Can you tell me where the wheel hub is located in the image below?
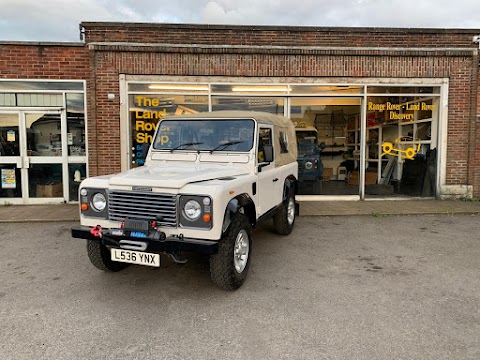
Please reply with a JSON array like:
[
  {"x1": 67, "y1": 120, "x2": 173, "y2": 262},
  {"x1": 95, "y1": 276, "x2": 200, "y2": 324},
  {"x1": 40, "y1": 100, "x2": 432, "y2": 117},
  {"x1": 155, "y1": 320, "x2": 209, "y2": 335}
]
[
  {"x1": 287, "y1": 198, "x2": 295, "y2": 225},
  {"x1": 234, "y1": 229, "x2": 249, "y2": 273}
]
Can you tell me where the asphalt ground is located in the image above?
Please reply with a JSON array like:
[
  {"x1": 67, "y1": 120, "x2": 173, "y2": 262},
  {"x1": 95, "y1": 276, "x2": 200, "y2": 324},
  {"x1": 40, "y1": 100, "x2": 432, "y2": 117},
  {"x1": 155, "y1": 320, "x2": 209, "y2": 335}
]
[{"x1": 1, "y1": 215, "x2": 480, "y2": 360}]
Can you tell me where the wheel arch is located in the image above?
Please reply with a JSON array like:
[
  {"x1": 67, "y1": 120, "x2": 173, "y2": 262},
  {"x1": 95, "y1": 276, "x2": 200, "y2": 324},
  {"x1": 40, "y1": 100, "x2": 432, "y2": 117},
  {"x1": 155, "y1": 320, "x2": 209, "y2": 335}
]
[
  {"x1": 283, "y1": 175, "x2": 298, "y2": 202},
  {"x1": 222, "y1": 193, "x2": 257, "y2": 234}
]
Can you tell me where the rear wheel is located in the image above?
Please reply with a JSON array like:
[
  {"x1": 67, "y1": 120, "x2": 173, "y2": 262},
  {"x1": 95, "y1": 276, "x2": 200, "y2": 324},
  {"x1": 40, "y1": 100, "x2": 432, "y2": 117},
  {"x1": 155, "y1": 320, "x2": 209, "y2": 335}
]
[
  {"x1": 210, "y1": 213, "x2": 252, "y2": 290},
  {"x1": 273, "y1": 192, "x2": 296, "y2": 235},
  {"x1": 86, "y1": 240, "x2": 129, "y2": 272}
]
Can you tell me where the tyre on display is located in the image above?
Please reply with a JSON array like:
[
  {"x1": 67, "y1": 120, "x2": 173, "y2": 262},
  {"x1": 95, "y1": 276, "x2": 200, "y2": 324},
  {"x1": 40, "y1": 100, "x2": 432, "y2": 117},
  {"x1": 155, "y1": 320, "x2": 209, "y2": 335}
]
[
  {"x1": 210, "y1": 213, "x2": 252, "y2": 290},
  {"x1": 273, "y1": 191, "x2": 296, "y2": 235},
  {"x1": 86, "y1": 240, "x2": 129, "y2": 272}
]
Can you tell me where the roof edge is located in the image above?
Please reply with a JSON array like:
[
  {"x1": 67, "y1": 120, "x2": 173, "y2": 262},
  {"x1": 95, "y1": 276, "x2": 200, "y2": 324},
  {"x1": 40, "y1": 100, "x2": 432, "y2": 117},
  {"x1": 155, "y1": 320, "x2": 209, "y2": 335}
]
[
  {"x1": 0, "y1": 41, "x2": 84, "y2": 47},
  {"x1": 80, "y1": 21, "x2": 480, "y2": 34}
]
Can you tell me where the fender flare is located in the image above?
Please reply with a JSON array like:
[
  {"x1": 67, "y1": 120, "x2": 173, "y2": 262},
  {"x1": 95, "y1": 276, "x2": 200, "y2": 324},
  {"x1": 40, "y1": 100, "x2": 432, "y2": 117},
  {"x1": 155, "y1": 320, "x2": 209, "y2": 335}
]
[
  {"x1": 283, "y1": 175, "x2": 298, "y2": 202},
  {"x1": 222, "y1": 193, "x2": 256, "y2": 233}
]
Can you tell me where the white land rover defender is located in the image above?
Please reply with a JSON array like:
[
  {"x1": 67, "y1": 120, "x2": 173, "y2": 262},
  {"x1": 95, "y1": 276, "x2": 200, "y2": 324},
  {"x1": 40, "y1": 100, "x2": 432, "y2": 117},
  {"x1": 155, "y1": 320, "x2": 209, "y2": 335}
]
[{"x1": 71, "y1": 111, "x2": 298, "y2": 290}]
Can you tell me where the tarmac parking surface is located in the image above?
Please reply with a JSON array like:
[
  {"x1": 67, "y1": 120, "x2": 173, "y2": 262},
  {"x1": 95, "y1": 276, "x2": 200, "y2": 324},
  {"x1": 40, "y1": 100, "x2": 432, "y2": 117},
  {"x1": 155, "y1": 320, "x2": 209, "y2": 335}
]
[{"x1": 1, "y1": 214, "x2": 480, "y2": 360}]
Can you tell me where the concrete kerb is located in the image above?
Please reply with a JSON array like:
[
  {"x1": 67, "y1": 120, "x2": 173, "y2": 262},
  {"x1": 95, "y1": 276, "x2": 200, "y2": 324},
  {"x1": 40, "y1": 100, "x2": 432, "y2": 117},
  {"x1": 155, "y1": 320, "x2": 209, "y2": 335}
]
[{"x1": 1, "y1": 200, "x2": 480, "y2": 223}]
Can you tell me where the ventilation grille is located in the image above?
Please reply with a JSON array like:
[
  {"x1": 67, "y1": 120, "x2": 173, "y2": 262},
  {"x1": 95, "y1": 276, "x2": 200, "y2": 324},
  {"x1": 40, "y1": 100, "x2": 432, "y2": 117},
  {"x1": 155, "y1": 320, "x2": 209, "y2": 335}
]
[{"x1": 108, "y1": 191, "x2": 177, "y2": 227}]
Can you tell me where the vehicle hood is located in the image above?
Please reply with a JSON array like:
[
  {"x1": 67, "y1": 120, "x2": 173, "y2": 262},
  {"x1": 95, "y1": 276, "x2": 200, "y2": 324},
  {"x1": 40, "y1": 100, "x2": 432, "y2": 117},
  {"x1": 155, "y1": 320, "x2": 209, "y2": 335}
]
[{"x1": 108, "y1": 163, "x2": 248, "y2": 189}]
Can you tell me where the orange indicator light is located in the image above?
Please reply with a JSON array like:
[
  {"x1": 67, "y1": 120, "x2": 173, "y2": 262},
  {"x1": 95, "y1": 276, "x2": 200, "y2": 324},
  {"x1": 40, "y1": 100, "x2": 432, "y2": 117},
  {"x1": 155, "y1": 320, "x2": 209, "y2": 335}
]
[
  {"x1": 81, "y1": 203, "x2": 88, "y2": 211},
  {"x1": 203, "y1": 214, "x2": 211, "y2": 222}
]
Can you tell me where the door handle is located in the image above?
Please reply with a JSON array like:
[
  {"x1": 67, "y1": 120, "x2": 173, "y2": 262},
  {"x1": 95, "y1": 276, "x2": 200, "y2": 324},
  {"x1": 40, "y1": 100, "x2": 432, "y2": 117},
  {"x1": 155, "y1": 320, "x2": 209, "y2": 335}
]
[{"x1": 273, "y1": 178, "x2": 279, "y2": 182}]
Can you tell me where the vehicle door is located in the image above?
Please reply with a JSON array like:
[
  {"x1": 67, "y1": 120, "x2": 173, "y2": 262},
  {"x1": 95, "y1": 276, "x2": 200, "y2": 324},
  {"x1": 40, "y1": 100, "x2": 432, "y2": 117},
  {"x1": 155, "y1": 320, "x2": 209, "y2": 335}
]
[{"x1": 256, "y1": 125, "x2": 281, "y2": 216}]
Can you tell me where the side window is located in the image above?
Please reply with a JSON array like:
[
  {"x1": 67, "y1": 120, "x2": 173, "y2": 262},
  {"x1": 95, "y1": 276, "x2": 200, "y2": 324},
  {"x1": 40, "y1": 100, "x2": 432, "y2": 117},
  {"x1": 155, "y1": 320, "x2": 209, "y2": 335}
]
[
  {"x1": 257, "y1": 128, "x2": 272, "y2": 163},
  {"x1": 279, "y1": 131, "x2": 288, "y2": 153}
]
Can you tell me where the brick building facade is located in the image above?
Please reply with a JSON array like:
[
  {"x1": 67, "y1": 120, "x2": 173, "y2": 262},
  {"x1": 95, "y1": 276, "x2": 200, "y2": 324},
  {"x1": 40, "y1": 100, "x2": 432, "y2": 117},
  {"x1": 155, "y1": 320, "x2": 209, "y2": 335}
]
[{"x1": 0, "y1": 23, "x2": 479, "y2": 203}]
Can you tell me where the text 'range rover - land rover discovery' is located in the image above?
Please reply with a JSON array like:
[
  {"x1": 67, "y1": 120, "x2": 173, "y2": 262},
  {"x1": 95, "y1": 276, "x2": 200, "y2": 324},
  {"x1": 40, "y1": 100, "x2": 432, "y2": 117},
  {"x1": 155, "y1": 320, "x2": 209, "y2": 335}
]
[{"x1": 72, "y1": 111, "x2": 299, "y2": 290}]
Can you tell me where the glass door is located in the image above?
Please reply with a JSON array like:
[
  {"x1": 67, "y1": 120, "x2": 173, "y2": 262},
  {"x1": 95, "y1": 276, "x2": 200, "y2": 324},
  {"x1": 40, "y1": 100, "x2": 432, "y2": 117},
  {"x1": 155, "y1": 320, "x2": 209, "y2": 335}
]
[
  {"x1": 0, "y1": 112, "x2": 23, "y2": 202},
  {"x1": 0, "y1": 110, "x2": 65, "y2": 204},
  {"x1": 23, "y1": 111, "x2": 64, "y2": 202}
]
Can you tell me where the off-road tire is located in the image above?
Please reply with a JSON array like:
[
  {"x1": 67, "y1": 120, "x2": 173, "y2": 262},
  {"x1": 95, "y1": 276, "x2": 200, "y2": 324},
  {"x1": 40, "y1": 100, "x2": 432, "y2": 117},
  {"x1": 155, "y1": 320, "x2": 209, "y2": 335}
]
[
  {"x1": 273, "y1": 192, "x2": 296, "y2": 235},
  {"x1": 210, "y1": 213, "x2": 252, "y2": 290},
  {"x1": 86, "y1": 240, "x2": 129, "y2": 272}
]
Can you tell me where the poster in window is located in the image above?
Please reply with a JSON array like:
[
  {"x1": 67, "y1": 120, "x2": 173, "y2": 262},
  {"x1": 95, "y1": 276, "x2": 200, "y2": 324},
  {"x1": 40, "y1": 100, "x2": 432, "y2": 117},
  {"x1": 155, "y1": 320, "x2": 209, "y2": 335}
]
[
  {"x1": 7, "y1": 130, "x2": 15, "y2": 142},
  {"x1": 1, "y1": 169, "x2": 16, "y2": 189}
]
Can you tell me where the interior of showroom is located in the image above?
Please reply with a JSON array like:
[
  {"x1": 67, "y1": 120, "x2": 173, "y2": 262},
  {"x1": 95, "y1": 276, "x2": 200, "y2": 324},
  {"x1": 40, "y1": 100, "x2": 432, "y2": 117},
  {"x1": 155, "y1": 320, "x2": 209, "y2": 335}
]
[{"x1": 125, "y1": 81, "x2": 442, "y2": 199}]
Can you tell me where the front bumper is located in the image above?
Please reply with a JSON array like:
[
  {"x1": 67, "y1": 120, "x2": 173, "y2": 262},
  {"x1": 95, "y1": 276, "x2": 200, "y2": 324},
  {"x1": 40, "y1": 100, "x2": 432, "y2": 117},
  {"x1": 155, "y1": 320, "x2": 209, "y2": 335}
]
[{"x1": 71, "y1": 225, "x2": 218, "y2": 255}]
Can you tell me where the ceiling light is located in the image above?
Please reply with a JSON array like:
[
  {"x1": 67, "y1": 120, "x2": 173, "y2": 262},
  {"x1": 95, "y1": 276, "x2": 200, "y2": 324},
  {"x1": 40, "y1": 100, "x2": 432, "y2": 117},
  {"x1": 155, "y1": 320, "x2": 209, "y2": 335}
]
[
  {"x1": 148, "y1": 84, "x2": 209, "y2": 91},
  {"x1": 231, "y1": 86, "x2": 288, "y2": 92}
]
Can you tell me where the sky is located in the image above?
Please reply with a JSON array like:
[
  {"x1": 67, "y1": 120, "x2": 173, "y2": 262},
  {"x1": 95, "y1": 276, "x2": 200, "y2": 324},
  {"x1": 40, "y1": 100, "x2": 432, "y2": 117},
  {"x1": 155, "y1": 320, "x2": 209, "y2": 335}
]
[{"x1": 1, "y1": 0, "x2": 479, "y2": 42}]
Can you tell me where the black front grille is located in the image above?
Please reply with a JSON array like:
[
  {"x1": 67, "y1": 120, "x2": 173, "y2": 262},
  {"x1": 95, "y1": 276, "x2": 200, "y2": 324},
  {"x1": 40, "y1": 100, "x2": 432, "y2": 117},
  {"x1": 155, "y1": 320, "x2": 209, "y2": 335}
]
[{"x1": 108, "y1": 190, "x2": 177, "y2": 227}]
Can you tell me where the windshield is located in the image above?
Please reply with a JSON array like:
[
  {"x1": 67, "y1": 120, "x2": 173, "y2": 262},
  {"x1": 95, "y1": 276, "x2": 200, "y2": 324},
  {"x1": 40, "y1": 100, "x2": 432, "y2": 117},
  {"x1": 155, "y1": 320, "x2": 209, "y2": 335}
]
[
  {"x1": 153, "y1": 119, "x2": 255, "y2": 152},
  {"x1": 296, "y1": 131, "x2": 319, "y2": 156}
]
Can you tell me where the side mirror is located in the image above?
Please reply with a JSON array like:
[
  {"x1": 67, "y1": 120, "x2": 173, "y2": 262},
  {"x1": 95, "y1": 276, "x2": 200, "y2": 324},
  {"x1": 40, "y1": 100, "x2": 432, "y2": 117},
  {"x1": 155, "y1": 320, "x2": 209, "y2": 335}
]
[
  {"x1": 319, "y1": 142, "x2": 326, "y2": 150},
  {"x1": 263, "y1": 145, "x2": 274, "y2": 163}
]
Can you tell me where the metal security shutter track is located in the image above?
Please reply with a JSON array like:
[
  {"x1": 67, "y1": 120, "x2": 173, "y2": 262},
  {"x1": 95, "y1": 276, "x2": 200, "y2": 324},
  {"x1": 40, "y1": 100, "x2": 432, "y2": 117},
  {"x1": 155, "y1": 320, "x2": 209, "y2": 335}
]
[{"x1": 108, "y1": 191, "x2": 177, "y2": 227}]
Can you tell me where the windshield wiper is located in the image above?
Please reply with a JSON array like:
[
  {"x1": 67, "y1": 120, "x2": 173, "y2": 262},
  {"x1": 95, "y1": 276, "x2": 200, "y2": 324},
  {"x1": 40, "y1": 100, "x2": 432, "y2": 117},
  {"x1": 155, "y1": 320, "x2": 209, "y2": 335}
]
[
  {"x1": 209, "y1": 141, "x2": 244, "y2": 154},
  {"x1": 169, "y1": 142, "x2": 203, "y2": 152}
]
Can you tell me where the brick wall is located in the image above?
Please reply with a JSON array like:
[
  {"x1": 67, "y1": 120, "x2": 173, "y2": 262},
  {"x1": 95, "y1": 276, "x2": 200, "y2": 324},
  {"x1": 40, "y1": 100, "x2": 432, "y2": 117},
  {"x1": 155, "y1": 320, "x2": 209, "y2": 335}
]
[
  {"x1": 87, "y1": 39, "x2": 479, "y2": 197},
  {"x1": 475, "y1": 60, "x2": 480, "y2": 196},
  {"x1": 82, "y1": 22, "x2": 479, "y2": 48},
  {"x1": 0, "y1": 43, "x2": 88, "y2": 79}
]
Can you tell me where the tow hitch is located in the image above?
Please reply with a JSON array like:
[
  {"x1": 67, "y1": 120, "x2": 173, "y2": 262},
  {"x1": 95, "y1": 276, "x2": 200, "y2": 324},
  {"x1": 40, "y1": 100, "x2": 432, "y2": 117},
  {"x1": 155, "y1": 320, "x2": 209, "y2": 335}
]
[{"x1": 90, "y1": 225, "x2": 102, "y2": 238}]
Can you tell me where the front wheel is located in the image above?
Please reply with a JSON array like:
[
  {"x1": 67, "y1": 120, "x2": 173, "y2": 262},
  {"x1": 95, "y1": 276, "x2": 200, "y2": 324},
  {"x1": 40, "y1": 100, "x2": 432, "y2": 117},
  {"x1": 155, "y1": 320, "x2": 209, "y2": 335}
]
[
  {"x1": 273, "y1": 192, "x2": 296, "y2": 235},
  {"x1": 86, "y1": 240, "x2": 129, "y2": 272},
  {"x1": 210, "y1": 213, "x2": 252, "y2": 290}
]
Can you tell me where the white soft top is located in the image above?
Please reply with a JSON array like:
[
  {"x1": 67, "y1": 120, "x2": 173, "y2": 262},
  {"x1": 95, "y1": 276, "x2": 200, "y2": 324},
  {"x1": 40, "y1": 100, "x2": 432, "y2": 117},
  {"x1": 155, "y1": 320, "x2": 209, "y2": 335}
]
[{"x1": 161, "y1": 111, "x2": 297, "y2": 166}]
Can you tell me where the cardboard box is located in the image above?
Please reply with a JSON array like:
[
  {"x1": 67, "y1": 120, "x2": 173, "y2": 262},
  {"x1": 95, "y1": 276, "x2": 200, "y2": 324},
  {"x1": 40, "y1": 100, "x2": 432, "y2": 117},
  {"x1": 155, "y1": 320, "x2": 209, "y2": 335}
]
[
  {"x1": 323, "y1": 167, "x2": 333, "y2": 181},
  {"x1": 348, "y1": 171, "x2": 377, "y2": 185},
  {"x1": 36, "y1": 182, "x2": 63, "y2": 197}
]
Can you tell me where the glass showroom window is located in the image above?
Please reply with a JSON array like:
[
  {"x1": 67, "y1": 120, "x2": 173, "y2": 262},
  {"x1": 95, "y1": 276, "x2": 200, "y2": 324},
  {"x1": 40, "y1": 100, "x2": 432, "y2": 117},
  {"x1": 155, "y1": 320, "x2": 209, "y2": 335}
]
[
  {"x1": 0, "y1": 80, "x2": 86, "y2": 203},
  {"x1": 290, "y1": 97, "x2": 362, "y2": 196},
  {"x1": 364, "y1": 91, "x2": 440, "y2": 198}
]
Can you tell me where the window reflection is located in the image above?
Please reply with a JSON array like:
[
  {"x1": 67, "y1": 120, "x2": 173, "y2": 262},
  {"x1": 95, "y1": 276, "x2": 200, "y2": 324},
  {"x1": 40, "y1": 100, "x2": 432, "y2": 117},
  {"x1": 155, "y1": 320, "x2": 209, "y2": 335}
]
[
  {"x1": 26, "y1": 114, "x2": 62, "y2": 156},
  {"x1": 67, "y1": 93, "x2": 86, "y2": 156},
  {"x1": 68, "y1": 164, "x2": 86, "y2": 201}
]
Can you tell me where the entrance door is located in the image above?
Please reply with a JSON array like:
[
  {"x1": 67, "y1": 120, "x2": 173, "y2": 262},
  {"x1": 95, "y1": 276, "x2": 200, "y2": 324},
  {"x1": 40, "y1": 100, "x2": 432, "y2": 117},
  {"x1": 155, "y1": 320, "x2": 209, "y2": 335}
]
[{"x1": 0, "y1": 111, "x2": 65, "y2": 204}]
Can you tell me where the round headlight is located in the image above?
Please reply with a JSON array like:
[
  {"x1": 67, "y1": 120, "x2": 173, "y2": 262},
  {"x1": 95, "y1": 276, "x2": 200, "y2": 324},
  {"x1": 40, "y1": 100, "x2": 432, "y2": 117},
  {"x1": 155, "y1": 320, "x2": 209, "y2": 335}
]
[
  {"x1": 91, "y1": 193, "x2": 106, "y2": 212},
  {"x1": 305, "y1": 161, "x2": 313, "y2": 170},
  {"x1": 184, "y1": 200, "x2": 202, "y2": 220},
  {"x1": 80, "y1": 188, "x2": 88, "y2": 196}
]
